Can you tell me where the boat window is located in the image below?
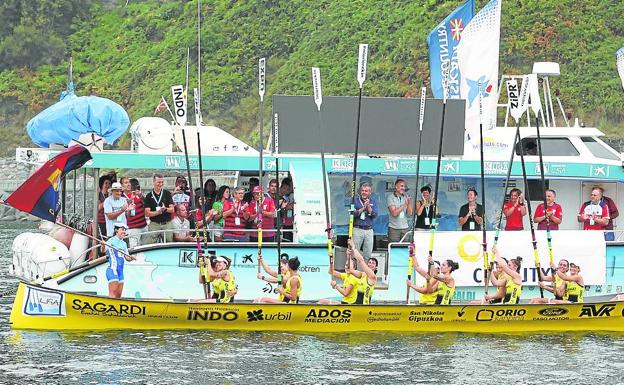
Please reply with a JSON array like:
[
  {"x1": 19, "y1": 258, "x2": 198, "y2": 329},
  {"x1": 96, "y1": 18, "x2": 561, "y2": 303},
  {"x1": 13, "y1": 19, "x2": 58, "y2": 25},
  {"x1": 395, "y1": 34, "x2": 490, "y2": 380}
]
[
  {"x1": 581, "y1": 137, "x2": 620, "y2": 161},
  {"x1": 515, "y1": 137, "x2": 579, "y2": 156}
]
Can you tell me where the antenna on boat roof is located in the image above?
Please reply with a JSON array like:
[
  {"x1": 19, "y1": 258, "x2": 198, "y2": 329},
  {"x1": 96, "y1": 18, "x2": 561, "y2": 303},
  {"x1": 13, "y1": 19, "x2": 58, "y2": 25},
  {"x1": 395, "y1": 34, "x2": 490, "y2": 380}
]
[{"x1": 196, "y1": 0, "x2": 203, "y2": 126}]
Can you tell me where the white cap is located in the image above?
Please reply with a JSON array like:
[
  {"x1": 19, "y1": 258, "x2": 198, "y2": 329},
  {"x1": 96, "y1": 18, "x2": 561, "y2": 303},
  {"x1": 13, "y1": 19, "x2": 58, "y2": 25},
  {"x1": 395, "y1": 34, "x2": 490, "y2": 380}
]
[
  {"x1": 214, "y1": 256, "x2": 229, "y2": 266},
  {"x1": 111, "y1": 182, "x2": 123, "y2": 190},
  {"x1": 114, "y1": 223, "x2": 129, "y2": 230}
]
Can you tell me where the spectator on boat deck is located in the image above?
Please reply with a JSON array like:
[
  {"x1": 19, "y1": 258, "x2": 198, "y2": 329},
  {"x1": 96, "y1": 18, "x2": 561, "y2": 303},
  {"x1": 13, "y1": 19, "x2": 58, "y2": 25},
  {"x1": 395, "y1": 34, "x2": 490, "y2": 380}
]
[
  {"x1": 597, "y1": 187, "x2": 619, "y2": 241},
  {"x1": 245, "y1": 186, "x2": 276, "y2": 242},
  {"x1": 387, "y1": 178, "x2": 413, "y2": 242},
  {"x1": 534, "y1": 189, "x2": 563, "y2": 230},
  {"x1": 243, "y1": 177, "x2": 260, "y2": 203},
  {"x1": 353, "y1": 182, "x2": 377, "y2": 259},
  {"x1": 210, "y1": 185, "x2": 230, "y2": 242},
  {"x1": 458, "y1": 188, "x2": 483, "y2": 231},
  {"x1": 172, "y1": 204, "x2": 196, "y2": 242},
  {"x1": 503, "y1": 188, "x2": 527, "y2": 231},
  {"x1": 104, "y1": 182, "x2": 134, "y2": 239},
  {"x1": 102, "y1": 224, "x2": 135, "y2": 298},
  {"x1": 415, "y1": 185, "x2": 437, "y2": 230},
  {"x1": 577, "y1": 188, "x2": 610, "y2": 233},
  {"x1": 203, "y1": 178, "x2": 218, "y2": 212},
  {"x1": 223, "y1": 186, "x2": 249, "y2": 241},
  {"x1": 144, "y1": 173, "x2": 175, "y2": 243},
  {"x1": 172, "y1": 175, "x2": 191, "y2": 220},
  {"x1": 97, "y1": 175, "x2": 112, "y2": 239},
  {"x1": 268, "y1": 179, "x2": 279, "y2": 203},
  {"x1": 279, "y1": 177, "x2": 295, "y2": 242},
  {"x1": 123, "y1": 177, "x2": 148, "y2": 248}
]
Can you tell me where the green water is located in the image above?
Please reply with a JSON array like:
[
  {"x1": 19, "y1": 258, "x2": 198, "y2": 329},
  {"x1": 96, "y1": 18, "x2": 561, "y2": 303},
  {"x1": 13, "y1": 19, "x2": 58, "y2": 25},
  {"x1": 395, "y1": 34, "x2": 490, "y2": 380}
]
[{"x1": 0, "y1": 222, "x2": 623, "y2": 384}]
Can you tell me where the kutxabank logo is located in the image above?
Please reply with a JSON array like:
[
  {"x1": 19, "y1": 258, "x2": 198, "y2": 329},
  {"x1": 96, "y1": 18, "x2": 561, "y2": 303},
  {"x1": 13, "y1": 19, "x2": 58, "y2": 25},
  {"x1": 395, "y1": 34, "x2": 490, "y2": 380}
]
[{"x1": 247, "y1": 309, "x2": 264, "y2": 322}]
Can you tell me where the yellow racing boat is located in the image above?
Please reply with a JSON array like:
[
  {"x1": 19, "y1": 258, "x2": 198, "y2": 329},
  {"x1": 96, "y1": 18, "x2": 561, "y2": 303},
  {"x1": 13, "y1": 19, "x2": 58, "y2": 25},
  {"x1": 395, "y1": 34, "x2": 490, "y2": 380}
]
[{"x1": 10, "y1": 282, "x2": 624, "y2": 333}]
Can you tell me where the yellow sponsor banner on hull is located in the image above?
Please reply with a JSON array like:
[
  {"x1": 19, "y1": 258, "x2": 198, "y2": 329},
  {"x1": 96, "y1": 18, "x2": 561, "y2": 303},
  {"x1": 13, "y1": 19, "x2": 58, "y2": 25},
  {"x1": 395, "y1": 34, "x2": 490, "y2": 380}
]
[{"x1": 10, "y1": 283, "x2": 624, "y2": 333}]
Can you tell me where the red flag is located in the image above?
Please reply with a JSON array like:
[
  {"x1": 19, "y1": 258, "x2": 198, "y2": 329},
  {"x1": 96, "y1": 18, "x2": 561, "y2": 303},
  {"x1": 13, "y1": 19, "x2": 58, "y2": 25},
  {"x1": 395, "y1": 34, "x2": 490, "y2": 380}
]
[{"x1": 154, "y1": 97, "x2": 168, "y2": 114}]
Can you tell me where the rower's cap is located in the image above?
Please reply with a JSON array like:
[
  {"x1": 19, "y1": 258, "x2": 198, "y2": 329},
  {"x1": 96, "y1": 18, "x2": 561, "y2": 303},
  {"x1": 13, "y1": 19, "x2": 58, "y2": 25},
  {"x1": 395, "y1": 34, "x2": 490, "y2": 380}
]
[
  {"x1": 215, "y1": 256, "x2": 229, "y2": 266},
  {"x1": 111, "y1": 182, "x2": 123, "y2": 190},
  {"x1": 114, "y1": 223, "x2": 129, "y2": 230},
  {"x1": 253, "y1": 186, "x2": 262, "y2": 193}
]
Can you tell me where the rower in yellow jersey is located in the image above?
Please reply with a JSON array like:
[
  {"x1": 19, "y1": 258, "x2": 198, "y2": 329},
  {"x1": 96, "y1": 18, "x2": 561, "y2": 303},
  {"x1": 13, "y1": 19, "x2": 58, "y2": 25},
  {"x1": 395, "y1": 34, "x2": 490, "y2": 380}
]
[
  {"x1": 319, "y1": 254, "x2": 360, "y2": 305},
  {"x1": 470, "y1": 258, "x2": 505, "y2": 304},
  {"x1": 413, "y1": 255, "x2": 458, "y2": 305},
  {"x1": 549, "y1": 262, "x2": 584, "y2": 303},
  {"x1": 490, "y1": 246, "x2": 522, "y2": 304},
  {"x1": 198, "y1": 256, "x2": 237, "y2": 303},
  {"x1": 255, "y1": 254, "x2": 302, "y2": 303},
  {"x1": 406, "y1": 260, "x2": 440, "y2": 304},
  {"x1": 530, "y1": 259, "x2": 569, "y2": 304},
  {"x1": 346, "y1": 239, "x2": 378, "y2": 304}
]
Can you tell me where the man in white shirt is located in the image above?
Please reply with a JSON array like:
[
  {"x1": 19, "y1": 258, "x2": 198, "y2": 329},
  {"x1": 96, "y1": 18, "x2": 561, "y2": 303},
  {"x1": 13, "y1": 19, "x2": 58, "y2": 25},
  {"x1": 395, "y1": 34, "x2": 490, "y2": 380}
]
[
  {"x1": 104, "y1": 182, "x2": 135, "y2": 238},
  {"x1": 386, "y1": 179, "x2": 413, "y2": 242},
  {"x1": 172, "y1": 204, "x2": 196, "y2": 242}
]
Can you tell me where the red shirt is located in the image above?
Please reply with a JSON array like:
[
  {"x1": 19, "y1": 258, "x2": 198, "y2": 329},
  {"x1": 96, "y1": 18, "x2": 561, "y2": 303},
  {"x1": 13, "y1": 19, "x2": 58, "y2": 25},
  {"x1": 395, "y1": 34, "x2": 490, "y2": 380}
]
[
  {"x1": 125, "y1": 192, "x2": 147, "y2": 229},
  {"x1": 504, "y1": 202, "x2": 525, "y2": 230},
  {"x1": 579, "y1": 201, "x2": 609, "y2": 230},
  {"x1": 223, "y1": 200, "x2": 247, "y2": 237},
  {"x1": 247, "y1": 196, "x2": 276, "y2": 236},
  {"x1": 534, "y1": 202, "x2": 562, "y2": 230}
]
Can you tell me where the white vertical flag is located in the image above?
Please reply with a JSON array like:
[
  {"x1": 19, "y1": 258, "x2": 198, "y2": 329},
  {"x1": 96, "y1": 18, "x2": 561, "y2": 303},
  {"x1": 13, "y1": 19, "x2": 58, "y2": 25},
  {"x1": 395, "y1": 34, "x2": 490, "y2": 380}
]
[
  {"x1": 457, "y1": 0, "x2": 502, "y2": 139},
  {"x1": 617, "y1": 47, "x2": 624, "y2": 91}
]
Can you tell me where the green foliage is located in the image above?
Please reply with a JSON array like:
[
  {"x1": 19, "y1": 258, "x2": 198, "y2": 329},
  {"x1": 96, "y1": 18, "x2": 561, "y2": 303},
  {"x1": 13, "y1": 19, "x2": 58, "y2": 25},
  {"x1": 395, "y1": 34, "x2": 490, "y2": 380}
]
[{"x1": 1, "y1": 0, "x2": 624, "y2": 156}]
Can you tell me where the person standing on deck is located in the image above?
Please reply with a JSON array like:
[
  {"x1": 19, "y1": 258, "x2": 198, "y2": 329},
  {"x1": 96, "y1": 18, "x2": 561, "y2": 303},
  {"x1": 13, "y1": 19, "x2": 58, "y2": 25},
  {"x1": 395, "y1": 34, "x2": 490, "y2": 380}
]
[
  {"x1": 577, "y1": 187, "x2": 610, "y2": 234},
  {"x1": 123, "y1": 177, "x2": 148, "y2": 248},
  {"x1": 104, "y1": 182, "x2": 134, "y2": 239},
  {"x1": 101, "y1": 224, "x2": 136, "y2": 298},
  {"x1": 353, "y1": 182, "x2": 377, "y2": 259},
  {"x1": 171, "y1": 176, "x2": 191, "y2": 220},
  {"x1": 143, "y1": 174, "x2": 174, "y2": 243},
  {"x1": 598, "y1": 187, "x2": 619, "y2": 241},
  {"x1": 97, "y1": 175, "x2": 112, "y2": 239},
  {"x1": 279, "y1": 177, "x2": 295, "y2": 242},
  {"x1": 172, "y1": 204, "x2": 196, "y2": 242},
  {"x1": 223, "y1": 187, "x2": 249, "y2": 241},
  {"x1": 387, "y1": 179, "x2": 413, "y2": 242},
  {"x1": 503, "y1": 188, "x2": 527, "y2": 231},
  {"x1": 458, "y1": 188, "x2": 483, "y2": 231},
  {"x1": 534, "y1": 189, "x2": 563, "y2": 230},
  {"x1": 245, "y1": 186, "x2": 276, "y2": 242},
  {"x1": 415, "y1": 185, "x2": 437, "y2": 230}
]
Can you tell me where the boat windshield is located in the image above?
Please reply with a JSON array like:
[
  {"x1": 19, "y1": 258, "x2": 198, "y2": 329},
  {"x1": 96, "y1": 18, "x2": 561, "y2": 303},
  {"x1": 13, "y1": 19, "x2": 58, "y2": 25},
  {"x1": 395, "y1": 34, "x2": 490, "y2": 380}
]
[
  {"x1": 516, "y1": 137, "x2": 579, "y2": 156},
  {"x1": 581, "y1": 137, "x2": 620, "y2": 161}
]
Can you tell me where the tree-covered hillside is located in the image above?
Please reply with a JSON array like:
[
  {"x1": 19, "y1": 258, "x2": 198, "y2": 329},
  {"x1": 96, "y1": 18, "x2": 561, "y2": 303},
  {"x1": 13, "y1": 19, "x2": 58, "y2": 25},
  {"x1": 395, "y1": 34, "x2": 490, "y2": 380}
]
[{"x1": 1, "y1": 0, "x2": 623, "y2": 156}]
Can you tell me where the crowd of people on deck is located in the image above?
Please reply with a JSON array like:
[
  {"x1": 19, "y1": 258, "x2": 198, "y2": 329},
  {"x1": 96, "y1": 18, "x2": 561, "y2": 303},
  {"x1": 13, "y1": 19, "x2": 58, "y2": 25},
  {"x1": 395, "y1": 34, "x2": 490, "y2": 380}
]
[
  {"x1": 96, "y1": 172, "x2": 296, "y2": 247},
  {"x1": 97, "y1": 172, "x2": 616, "y2": 303}
]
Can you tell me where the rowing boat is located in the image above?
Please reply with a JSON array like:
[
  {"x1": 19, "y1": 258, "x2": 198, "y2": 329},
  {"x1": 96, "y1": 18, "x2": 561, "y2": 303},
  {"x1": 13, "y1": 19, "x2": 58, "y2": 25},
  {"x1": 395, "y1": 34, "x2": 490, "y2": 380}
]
[{"x1": 10, "y1": 281, "x2": 624, "y2": 332}]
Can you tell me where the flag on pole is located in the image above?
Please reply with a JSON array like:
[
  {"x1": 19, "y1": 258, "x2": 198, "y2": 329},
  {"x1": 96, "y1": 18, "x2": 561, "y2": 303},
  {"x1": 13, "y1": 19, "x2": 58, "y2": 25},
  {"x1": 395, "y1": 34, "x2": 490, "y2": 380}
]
[
  {"x1": 4, "y1": 145, "x2": 92, "y2": 222},
  {"x1": 427, "y1": 0, "x2": 474, "y2": 99},
  {"x1": 458, "y1": 0, "x2": 502, "y2": 138},
  {"x1": 154, "y1": 96, "x2": 168, "y2": 115},
  {"x1": 617, "y1": 47, "x2": 624, "y2": 90}
]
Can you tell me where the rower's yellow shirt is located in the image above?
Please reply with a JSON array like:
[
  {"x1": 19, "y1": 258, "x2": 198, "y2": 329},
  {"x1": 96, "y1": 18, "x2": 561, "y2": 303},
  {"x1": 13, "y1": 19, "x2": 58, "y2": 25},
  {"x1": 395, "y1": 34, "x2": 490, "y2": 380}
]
[
  {"x1": 339, "y1": 272, "x2": 361, "y2": 304},
  {"x1": 503, "y1": 275, "x2": 522, "y2": 304},
  {"x1": 435, "y1": 280, "x2": 454, "y2": 305},
  {"x1": 554, "y1": 275, "x2": 566, "y2": 299},
  {"x1": 419, "y1": 282, "x2": 437, "y2": 305},
  {"x1": 355, "y1": 274, "x2": 375, "y2": 304},
  {"x1": 278, "y1": 274, "x2": 303, "y2": 303},
  {"x1": 564, "y1": 280, "x2": 584, "y2": 303},
  {"x1": 212, "y1": 271, "x2": 236, "y2": 303}
]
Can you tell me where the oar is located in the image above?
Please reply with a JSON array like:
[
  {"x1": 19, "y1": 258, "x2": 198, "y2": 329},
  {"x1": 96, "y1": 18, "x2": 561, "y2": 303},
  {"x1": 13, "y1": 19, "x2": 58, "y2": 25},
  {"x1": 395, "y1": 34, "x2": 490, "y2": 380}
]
[
  {"x1": 530, "y1": 74, "x2": 556, "y2": 282},
  {"x1": 273, "y1": 106, "x2": 283, "y2": 285},
  {"x1": 477, "y1": 82, "x2": 489, "y2": 295},
  {"x1": 257, "y1": 57, "x2": 266, "y2": 273},
  {"x1": 194, "y1": 213, "x2": 209, "y2": 298},
  {"x1": 196, "y1": 119, "x2": 211, "y2": 296},
  {"x1": 427, "y1": 71, "x2": 448, "y2": 265},
  {"x1": 312, "y1": 67, "x2": 334, "y2": 283},
  {"x1": 348, "y1": 44, "x2": 368, "y2": 242},
  {"x1": 407, "y1": 86, "x2": 426, "y2": 304}
]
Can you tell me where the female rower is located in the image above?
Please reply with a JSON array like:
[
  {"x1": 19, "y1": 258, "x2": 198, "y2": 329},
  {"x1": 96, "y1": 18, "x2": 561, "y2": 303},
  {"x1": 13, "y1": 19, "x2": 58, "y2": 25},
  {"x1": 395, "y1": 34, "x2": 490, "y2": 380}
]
[
  {"x1": 199, "y1": 255, "x2": 237, "y2": 303},
  {"x1": 470, "y1": 258, "x2": 506, "y2": 304},
  {"x1": 102, "y1": 224, "x2": 136, "y2": 298},
  {"x1": 548, "y1": 262, "x2": 584, "y2": 303},
  {"x1": 346, "y1": 239, "x2": 378, "y2": 304},
  {"x1": 529, "y1": 259, "x2": 569, "y2": 304},
  {"x1": 406, "y1": 260, "x2": 440, "y2": 304},
  {"x1": 255, "y1": 255, "x2": 302, "y2": 303},
  {"x1": 318, "y1": 255, "x2": 361, "y2": 305},
  {"x1": 413, "y1": 255, "x2": 458, "y2": 304},
  {"x1": 490, "y1": 246, "x2": 522, "y2": 304}
]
